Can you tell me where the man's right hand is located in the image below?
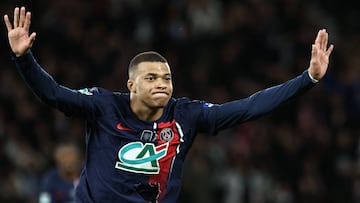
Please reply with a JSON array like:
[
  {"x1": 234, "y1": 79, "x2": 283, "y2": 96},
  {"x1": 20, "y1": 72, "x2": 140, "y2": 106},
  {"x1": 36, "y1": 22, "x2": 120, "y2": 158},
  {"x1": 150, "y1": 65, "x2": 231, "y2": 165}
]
[{"x1": 4, "y1": 7, "x2": 36, "y2": 57}]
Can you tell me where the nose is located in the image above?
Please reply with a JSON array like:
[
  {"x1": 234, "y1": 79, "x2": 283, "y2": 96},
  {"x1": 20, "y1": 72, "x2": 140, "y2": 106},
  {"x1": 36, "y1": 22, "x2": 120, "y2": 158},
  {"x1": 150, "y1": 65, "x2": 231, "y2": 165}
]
[{"x1": 155, "y1": 79, "x2": 167, "y2": 89}]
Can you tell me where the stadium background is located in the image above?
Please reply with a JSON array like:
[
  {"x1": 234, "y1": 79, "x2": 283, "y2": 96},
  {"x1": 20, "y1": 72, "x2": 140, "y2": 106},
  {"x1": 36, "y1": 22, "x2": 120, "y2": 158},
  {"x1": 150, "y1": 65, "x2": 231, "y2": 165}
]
[{"x1": 1, "y1": 0, "x2": 360, "y2": 202}]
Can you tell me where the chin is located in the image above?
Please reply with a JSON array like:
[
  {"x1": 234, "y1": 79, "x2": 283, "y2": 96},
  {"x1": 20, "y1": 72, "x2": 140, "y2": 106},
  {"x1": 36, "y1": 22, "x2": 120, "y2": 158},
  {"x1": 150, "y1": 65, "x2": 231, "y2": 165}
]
[
  {"x1": 155, "y1": 101, "x2": 168, "y2": 108},
  {"x1": 153, "y1": 98, "x2": 170, "y2": 107}
]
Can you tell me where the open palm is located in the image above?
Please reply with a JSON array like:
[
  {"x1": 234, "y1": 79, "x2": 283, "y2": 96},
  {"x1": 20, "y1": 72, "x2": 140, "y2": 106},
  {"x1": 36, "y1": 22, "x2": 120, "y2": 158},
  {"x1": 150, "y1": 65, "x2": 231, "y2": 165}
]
[
  {"x1": 4, "y1": 7, "x2": 36, "y2": 57},
  {"x1": 308, "y1": 29, "x2": 334, "y2": 81}
]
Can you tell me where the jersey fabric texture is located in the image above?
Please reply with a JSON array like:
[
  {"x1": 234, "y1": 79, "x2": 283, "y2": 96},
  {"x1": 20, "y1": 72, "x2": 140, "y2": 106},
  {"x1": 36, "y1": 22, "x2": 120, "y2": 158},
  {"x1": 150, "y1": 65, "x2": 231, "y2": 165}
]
[{"x1": 14, "y1": 52, "x2": 316, "y2": 203}]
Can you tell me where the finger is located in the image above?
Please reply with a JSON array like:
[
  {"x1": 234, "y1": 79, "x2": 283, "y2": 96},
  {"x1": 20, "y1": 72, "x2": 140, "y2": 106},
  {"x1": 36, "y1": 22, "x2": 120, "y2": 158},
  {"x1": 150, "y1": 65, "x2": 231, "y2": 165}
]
[
  {"x1": 319, "y1": 29, "x2": 328, "y2": 52},
  {"x1": 326, "y1": 44, "x2": 334, "y2": 56},
  {"x1": 314, "y1": 30, "x2": 322, "y2": 49},
  {"x1": 24, "y1": 11, "x2": 31, "y2": 31},
  {"x1": 3, "y1": 15, "x2": 13, "y2": 32},
  {"x1": 314, "y1": 33, "x2": 322, "y2": 50},
  {"x1": 14, "y1": 7, "x2": 19, "y2": 28},
  {"x1": 322, "y1": 29, "x2": 329, "y2": 51},
  {"x1": 318, "y1": 29, "x2": 326, "y2": 51},
  {"x1": 311, "y1": 44, "x2": 318, "y2": 60},
  {"x1": 28, "y1": 32, "x2": 37, "y2": 46},
  {"x1": 19, "y1": 7, "x2": 26, "y2": 27}
]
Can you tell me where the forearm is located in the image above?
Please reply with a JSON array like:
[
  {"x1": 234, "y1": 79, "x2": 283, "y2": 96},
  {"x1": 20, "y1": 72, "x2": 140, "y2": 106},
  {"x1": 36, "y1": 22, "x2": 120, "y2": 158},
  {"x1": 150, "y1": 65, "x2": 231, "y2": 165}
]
[
  {"x1": 14, "y1": 51, "x2": 62, "y2": 104},
  {"x1": 12, "y1": 51, "x2": 91, "y2": 117},
  {"x1": 208, "y1": 71, "x2": 316, "y2": 130},
  {"x1": 241, "y1": 70, "x2": 316, "y2": 118}
]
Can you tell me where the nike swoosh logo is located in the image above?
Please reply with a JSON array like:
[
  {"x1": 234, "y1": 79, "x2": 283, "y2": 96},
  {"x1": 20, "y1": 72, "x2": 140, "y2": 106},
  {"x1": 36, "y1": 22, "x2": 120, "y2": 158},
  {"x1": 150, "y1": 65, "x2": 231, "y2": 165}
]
[{"x1": 117, "y1": 123, "x2": 132, "y2": 131}]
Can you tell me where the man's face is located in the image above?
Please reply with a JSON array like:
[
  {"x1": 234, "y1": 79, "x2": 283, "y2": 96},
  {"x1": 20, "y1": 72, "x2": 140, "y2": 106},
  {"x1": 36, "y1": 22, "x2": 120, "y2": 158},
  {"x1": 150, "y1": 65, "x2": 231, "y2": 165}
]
[
  {"x1": 55, "y1": 145, "x2": 81, "y2": 174},
  {"x1": 128, "y1": 61, "x2": 173, "y2": 108}
]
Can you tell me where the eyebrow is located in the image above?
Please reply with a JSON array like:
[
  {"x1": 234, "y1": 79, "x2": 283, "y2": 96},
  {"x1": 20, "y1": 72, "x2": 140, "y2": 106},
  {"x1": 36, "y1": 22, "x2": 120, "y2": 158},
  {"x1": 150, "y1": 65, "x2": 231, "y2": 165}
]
[{"x1": 145, "y1": 73, "x2": 172, "y2": 77}]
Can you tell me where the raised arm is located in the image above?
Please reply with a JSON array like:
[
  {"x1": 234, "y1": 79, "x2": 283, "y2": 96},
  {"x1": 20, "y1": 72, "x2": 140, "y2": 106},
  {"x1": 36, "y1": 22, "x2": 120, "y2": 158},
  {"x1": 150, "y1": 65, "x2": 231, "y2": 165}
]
[
  {"x1": 3, "y1": 7, "x2": 103, "y2": 119},
  {"x1": 198, "y1": 29, "x2": 334, "y2": 134},
  {"x1": 4, "y1": 7, "x2": 36, "y2": 57}
]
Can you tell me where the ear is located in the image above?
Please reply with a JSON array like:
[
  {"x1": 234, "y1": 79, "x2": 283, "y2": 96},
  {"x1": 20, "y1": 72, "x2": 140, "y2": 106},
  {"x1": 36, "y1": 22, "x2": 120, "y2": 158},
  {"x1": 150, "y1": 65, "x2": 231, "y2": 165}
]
[{"x1": 127, "y1": 79, "x2": 136, "y2": 93}]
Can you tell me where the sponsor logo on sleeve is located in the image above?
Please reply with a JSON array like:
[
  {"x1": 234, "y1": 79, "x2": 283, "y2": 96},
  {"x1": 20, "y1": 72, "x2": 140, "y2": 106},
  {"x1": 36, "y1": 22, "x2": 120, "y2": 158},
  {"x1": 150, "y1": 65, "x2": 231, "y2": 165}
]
[
  {"x1": 77, "y1": 88, "x2": 93, "y2": 95},
  {"x1": 203, "y1": 102, "x2": 214, "y2": 108}
]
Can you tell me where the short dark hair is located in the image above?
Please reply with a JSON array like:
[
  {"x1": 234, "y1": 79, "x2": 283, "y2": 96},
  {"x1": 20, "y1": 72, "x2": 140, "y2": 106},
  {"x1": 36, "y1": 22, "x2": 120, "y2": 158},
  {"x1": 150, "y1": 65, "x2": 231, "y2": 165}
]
[{"x1": 128, "y1": 51, "x2": 168, "y2": 78}]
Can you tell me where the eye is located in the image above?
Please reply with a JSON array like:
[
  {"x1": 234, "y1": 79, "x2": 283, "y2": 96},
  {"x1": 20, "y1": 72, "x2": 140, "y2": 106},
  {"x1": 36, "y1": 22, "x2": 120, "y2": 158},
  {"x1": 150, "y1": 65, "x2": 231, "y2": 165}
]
[
  {"x1": 164, "y1": 76, "x2": 171, "y2": 81},
  {"x1": 145, "y1": 76, "x2": 155, "y2": 81}
]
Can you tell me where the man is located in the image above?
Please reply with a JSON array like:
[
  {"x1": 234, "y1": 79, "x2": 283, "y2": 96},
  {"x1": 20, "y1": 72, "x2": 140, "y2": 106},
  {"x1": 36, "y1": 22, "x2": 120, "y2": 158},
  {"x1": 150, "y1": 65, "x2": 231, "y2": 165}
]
[
  {"x1": 4, "y1": 7, "x2": 333, "y2": 203},
  {"x1": 39, "y1": 142, "x2": 82, "y2": 203}
]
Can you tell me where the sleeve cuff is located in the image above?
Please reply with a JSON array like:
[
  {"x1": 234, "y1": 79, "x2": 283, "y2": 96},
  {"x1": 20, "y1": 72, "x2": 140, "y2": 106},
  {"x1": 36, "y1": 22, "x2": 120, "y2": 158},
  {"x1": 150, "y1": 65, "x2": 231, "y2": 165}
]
[
  {"x1": 307, "y1": 71, "x2": 319, "y2": 83},
  {"x1": 11, "y1": 50, "x2": 32, "y2": 61}
]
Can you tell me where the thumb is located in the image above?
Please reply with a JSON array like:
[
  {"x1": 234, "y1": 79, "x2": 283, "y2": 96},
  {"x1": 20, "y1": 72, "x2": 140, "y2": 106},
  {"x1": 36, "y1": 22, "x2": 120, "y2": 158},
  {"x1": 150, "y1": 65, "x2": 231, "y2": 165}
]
[{"x1": 28, "y1": 32, "x2": 36, "y2": 47}]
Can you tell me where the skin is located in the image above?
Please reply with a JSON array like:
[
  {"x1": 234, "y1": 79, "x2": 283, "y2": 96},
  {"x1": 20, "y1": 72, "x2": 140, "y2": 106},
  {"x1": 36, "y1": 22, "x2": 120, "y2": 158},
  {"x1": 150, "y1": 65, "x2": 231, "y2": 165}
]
[
  {"x1": 54, "y1": 145, "x2": 81, "y2": 182},
  {"x1": 127, "y1": 61, "x2": 173, "y2": 121},
  {"x1": 4, "y1": 7, "x2": 334, "y2": 121}
]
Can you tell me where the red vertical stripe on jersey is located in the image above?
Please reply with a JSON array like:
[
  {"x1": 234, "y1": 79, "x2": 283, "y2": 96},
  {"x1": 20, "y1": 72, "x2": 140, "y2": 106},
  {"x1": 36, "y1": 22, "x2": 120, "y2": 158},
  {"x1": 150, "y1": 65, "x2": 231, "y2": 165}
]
[{"x1": 149, "y1": 119, "x2": 180, "y2": 201}]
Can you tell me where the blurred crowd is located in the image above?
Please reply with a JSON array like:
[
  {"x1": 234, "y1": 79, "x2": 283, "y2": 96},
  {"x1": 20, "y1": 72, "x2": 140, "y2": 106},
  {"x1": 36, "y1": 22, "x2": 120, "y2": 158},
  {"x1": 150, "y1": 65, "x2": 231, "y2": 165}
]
[{"x1": 1, "y1": 0, "x2": 360, "y2": 202}]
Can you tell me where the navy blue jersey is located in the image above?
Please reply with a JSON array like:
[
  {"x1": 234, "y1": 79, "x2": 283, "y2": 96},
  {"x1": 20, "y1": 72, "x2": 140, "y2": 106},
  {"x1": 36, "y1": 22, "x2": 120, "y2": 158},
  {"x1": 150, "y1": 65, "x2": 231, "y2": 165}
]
[
  {"x1": 39, "y1": 167, "x2": 77, "y2": 203},
  {"x1": 14, "y1": 52, "x2": 315, "y2": 203}
]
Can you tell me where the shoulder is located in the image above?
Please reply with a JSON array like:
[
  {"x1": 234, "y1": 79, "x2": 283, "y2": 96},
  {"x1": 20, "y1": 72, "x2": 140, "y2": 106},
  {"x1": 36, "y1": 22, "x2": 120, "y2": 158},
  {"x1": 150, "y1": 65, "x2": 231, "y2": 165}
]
[
  {"x1": 170, "y1": 97, "x2": 215, "y2": 114},
  {"x1": 173, "y1": 97, "x2": 214, "y2": 107},
  {"x1": 77, "y1": 87, "x2": 129, "y2": 101},
  {"x1": 76, "y1": 87, "x2": 112, "y2": 96}
]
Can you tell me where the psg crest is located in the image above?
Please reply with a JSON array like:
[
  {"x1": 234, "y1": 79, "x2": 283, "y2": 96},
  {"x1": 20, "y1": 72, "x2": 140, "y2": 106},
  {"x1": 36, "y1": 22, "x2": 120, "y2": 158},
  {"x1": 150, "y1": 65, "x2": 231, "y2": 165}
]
[{"x1": 160, "y1": 128, "x2": 174, "y2": 142}]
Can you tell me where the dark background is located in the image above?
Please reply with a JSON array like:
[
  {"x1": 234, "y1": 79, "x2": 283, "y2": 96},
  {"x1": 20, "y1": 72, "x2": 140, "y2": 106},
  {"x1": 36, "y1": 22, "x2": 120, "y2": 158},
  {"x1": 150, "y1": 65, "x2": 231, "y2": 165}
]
[{"x1": 1, "y1": 0, "x2": 360, "y2": 202}]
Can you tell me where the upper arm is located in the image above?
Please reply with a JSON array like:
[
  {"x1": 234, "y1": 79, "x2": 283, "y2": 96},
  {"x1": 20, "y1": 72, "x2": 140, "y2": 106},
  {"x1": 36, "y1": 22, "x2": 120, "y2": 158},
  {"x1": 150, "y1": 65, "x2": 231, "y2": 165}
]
[
  {"x1": 196, "y1": 100, "x2": 250, "y2": 135},
  {"x1": 14, "y1": 52, "x2": 105, "y2": 119},
  {"x1": 46, "y1": 86, "x2": 103, "y2": 119},
  {"x1": 197, "y1": 71, "x2": 315, "y2": 135}
]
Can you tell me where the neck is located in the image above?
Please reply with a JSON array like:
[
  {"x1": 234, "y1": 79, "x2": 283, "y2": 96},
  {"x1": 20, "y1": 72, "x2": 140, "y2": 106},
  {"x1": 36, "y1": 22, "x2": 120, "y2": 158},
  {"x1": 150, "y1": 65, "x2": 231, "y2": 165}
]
[
  {"x1": 134, "y1": 108, "x2": 163, "y2": 122},
  {"x1": 130, "y1": 99, "x2": 164, "y2": 122}
]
